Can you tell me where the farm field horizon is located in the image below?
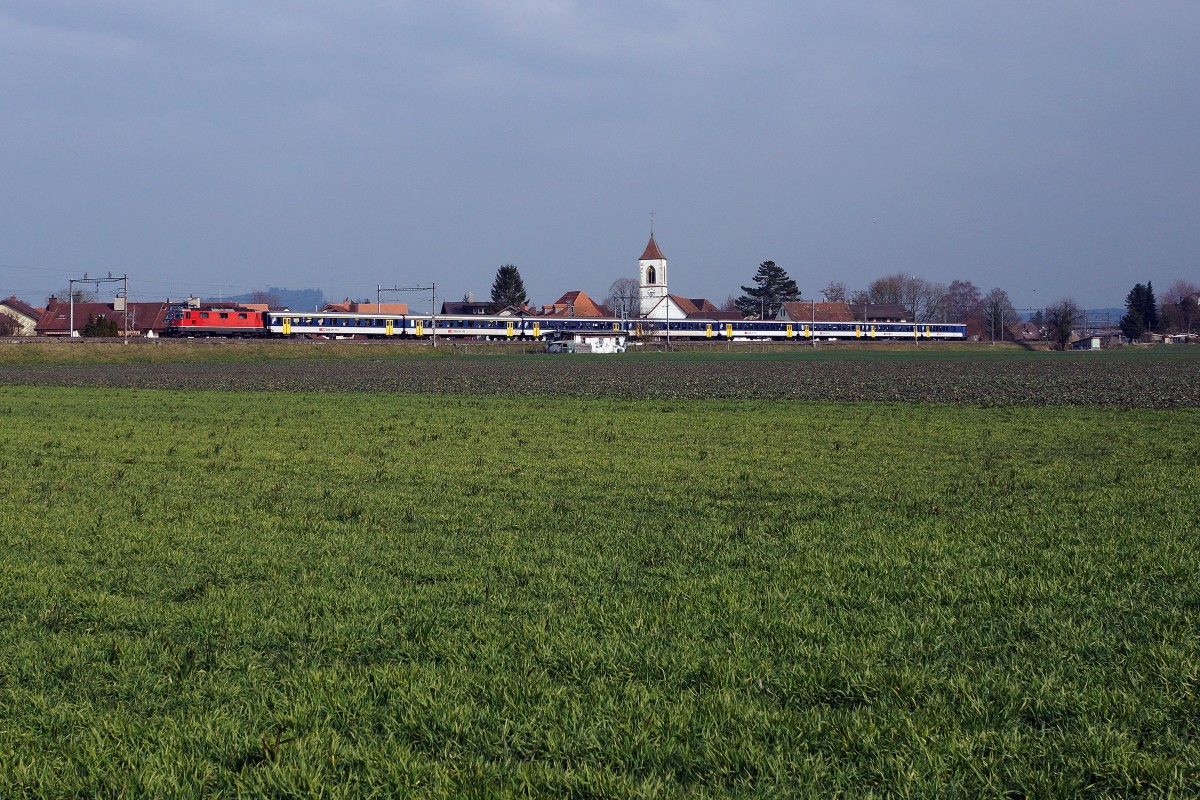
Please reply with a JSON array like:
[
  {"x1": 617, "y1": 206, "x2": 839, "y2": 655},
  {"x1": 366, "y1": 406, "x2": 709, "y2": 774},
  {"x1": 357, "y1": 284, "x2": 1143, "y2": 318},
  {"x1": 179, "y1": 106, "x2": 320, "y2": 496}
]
[
  {"x1": 1, "y1": 341, "x2": 1199, "y2": 407},
  {"x1": 1, "y1": 349, "x2": 1198, "y2": 796}
]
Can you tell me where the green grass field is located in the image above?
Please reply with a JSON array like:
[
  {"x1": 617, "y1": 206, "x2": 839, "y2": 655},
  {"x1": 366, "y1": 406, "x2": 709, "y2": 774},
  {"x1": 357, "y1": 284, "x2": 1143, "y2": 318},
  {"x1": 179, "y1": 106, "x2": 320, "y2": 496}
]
[{"x1": 1, "y1": 383, "x2": 1198, "y2": 797}]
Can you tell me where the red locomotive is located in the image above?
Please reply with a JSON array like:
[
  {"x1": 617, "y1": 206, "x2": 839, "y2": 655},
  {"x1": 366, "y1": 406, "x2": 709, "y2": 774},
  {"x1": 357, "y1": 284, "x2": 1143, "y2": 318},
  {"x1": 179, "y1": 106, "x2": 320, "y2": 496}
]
[{"x1": 164, "y1": 304, "x2": 267, "y2": 337}]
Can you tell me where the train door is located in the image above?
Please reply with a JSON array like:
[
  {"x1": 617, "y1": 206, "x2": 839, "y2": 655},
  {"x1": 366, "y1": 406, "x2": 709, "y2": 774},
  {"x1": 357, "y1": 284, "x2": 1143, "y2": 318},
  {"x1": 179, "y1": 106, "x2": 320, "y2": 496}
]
[
  {"x1": 869, "y1": 325, "x2": 876, "y2": 338},
  {"x1": 725, "y1": 323, "x2": 733, "y2": 337},
  {"x1": 786, "y1": 324, "x2": 794, "y2": 338},
  {"x1": 532, "y1": 321, "x2": 541, "y2": 337},
  {"x1": 705, "y1": 323, "x2": 713, "y2": 338},
  {"x1": 855, "y1": 325, "x2": 863, "y2": 338},
  {"x1": 415, "y1": 319, "x2": 424, "y2": 336},
  {"x1": 282, "y1": 317, "x2": 291, "y2": 336},
  {"x1": 506, "y1": 321, "x2": 515, "y2": 337},
  {"x1": 385, "y1": 319, "x2": 394, "y2": 336}
]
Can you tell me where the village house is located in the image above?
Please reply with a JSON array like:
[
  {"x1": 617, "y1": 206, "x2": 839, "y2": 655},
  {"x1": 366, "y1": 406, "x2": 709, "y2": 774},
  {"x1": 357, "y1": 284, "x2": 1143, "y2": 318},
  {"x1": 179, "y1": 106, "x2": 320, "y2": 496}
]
[
  {"x1": 1, "y1": 296, "x2": 43, "y2": 336},
  {"x1": 777, "y1": 301, "x2": 857, "y2": 323},
  {"x1": 439, "y1": 300, "x2": 492, "y2": 315},
  {"x1": 35, "y1": 296, "x2": 171, "y2": 337},
  {"x1": 326, "y1": 300, "x2": 409, "y2": 314},
  {"x1": 541, "y1": 290, "x2": 611, "y2": 318},
  {"x1": 849, "y1": 303, "x2": 911, "y2": 323}
]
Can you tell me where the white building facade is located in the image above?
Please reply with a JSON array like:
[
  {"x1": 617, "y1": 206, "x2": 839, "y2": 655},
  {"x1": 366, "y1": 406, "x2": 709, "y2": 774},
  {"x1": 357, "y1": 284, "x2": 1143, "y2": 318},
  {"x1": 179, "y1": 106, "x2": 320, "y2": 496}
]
[
  {"x1": 638, "y1": 236, "x2": 669, "y2": 318},
  {"x1": 638, "y1": 236, "x2": 691, "y2": 320}
]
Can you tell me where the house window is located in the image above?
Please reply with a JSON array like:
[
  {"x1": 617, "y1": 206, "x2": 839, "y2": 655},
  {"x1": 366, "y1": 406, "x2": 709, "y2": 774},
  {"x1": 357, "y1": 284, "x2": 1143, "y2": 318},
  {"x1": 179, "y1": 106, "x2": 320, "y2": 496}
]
[{"x1": 647, "y1": 266, "x2": 656, "y2": 285}]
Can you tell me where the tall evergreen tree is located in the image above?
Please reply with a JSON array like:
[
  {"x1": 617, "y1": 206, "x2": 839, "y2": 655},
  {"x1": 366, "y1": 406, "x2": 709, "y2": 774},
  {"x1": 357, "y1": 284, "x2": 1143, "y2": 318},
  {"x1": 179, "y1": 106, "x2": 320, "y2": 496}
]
[
  {"x1": 735, "y1": 261, "x2": 801, "y2": 319},
  {"x1": 1143, "y1": 280, "x2": 1159, "y2": 332},
  {"x1": 1120, "y1": 282, "x2": 1159, "y2": 340},
  {"x1": 489, "y1": 264, "x2": 528, "y2": 312}
]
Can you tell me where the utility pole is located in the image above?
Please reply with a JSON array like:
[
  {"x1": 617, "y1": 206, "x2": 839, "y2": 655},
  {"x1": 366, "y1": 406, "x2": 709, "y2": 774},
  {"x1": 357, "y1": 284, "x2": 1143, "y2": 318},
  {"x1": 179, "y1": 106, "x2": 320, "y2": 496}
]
[
  {"x1": 68, "y1": 273, "x2": 129, "y2": 342},
  {"x1": 377, "y1": 283, "x2": 436, "y2": 345}
]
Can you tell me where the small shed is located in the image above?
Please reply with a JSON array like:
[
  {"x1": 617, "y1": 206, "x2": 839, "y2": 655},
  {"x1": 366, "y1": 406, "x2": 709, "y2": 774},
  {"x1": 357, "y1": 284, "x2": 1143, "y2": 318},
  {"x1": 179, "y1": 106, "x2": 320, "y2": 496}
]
[{"x1": 546, "y1": 331, "x2": 627, "y2": 354}]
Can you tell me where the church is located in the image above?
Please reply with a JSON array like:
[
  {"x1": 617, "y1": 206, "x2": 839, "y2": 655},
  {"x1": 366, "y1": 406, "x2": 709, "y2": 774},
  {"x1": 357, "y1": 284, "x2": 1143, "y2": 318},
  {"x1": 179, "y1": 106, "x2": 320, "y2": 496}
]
[{"x1": 636, "y1": 235, "x2": 733, "y2": 320}]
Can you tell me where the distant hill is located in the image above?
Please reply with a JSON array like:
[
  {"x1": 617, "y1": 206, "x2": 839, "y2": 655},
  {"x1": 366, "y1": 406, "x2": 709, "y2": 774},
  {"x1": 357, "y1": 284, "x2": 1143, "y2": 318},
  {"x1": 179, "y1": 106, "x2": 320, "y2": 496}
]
[
  {"x1": 1024, "y1": 307, "x2": 1123, "y2": 325},
  {"x1": 205, "y1": 287, "x2": 326, "y2": 311}
]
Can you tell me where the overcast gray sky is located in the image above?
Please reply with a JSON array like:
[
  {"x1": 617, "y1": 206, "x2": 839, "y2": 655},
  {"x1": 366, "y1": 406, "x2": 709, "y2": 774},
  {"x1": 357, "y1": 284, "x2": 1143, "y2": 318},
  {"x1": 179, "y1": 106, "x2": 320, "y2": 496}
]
[{"x1": 3, "y1": 1, "x2": 1198, "y2": 311}]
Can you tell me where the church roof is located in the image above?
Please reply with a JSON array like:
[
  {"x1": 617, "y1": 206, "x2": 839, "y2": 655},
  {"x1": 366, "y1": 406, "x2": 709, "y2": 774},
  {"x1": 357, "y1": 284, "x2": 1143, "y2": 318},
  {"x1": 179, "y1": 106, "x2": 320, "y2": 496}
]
[
  {"x1": 668, "y1": 295, "x2": 720, "y2": 317},
  {"x1": 640, "y1": 236, "x2": 665, "y2": 261}
]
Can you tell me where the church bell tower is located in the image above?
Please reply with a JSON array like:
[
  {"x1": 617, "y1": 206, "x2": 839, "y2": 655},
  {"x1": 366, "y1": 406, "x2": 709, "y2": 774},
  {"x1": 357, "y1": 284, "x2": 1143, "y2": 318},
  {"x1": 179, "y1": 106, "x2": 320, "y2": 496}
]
[{"x1": 638, "y1": 235, "x2": 668, "y2": 317}]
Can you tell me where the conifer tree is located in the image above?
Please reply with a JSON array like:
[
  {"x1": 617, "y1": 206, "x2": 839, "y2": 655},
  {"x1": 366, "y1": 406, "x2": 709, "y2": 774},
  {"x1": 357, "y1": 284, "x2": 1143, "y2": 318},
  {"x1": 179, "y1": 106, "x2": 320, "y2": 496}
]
[
  {"x1": 1120, "y1": 282, "x2": 1159, "y2": 340},
  {"x1": 735, "y1": 261, "x2": 801, "y2": 319},
  {"x1": 489, "y1": 265, "x2": 528, "y2": 312},
  {"x1": 80, "y1": 314, "x2": 119, "y2": 337}
]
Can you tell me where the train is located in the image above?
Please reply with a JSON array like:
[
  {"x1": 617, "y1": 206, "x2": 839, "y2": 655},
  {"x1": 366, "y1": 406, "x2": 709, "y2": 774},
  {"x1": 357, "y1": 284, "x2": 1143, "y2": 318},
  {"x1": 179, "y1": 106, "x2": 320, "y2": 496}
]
[{"x1": 164, "y1": 303, "x2": 968, "y2": 342}]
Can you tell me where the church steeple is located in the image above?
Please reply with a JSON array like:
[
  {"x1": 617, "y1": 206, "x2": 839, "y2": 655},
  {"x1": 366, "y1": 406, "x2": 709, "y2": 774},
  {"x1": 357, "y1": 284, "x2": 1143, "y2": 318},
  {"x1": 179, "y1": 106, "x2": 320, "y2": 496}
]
[
  {"x1": 638, "y1": 234, "x2": 668, "y2": 317},
  {"x1": 640, "y1": 236, "x2": 665, "y2": 262}
]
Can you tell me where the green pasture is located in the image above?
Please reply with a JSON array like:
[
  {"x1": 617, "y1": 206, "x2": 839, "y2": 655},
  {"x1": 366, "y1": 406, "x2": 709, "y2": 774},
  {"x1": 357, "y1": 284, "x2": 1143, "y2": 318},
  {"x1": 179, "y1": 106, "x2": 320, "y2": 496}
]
[{"x1": 1, "y1": 387, "x2": 1197, "y2": 796}]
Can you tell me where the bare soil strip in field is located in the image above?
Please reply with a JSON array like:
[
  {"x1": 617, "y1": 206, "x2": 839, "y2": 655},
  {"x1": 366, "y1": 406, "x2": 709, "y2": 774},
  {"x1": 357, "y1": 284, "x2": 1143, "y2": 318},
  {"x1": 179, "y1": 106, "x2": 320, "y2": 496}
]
[{"x1": 1, "y1": 349, "x2": 1198, "y2": 407}]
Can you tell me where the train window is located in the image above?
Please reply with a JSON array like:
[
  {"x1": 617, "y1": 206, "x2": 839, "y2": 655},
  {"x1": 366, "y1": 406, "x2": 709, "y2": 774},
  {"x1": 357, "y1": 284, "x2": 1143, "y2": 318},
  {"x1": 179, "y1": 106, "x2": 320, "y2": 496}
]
[
  {"x1": 238, "y1": 313, "x2": 248, "y2": 319},
  {"x1": 199, "y1": 312, "x2": 210, "y2": 319}
]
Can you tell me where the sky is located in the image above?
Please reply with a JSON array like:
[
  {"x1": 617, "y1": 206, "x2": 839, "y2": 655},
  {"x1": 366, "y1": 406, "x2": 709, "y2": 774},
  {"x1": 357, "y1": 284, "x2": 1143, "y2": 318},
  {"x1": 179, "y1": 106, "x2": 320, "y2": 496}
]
[{"x1": 3, "y1": 1, "x2": 1199, "y2": 312}]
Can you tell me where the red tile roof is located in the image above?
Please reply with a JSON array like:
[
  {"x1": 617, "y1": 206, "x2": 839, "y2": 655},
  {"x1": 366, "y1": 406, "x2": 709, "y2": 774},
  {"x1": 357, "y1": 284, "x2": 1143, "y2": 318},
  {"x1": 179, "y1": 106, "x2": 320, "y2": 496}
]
[
  {"x1": 667, "y1": 295, "x2": 722, "y2": 318},
  {"x1": 779, "y1": 302, "x2": 856, "y2": 322},
  {"x1": 36, "y1": 299, "x2": 170, "y2": 335},
  {"x1": 542, "y1": 291, "x2": 611, "y2": 317},
  {"x1": 640, "y1": 236, "x2": 665, "y2": 261},
  {"x1": 2, "y1": 296, "x2": 42, "y2": 320}
]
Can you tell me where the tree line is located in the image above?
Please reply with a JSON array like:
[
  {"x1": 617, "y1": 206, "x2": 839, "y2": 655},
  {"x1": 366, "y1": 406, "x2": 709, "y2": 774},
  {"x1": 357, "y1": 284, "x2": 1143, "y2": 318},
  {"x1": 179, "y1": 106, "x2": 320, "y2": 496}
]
[
  {"x1": 482, "y1": 263, "x2": 1200, "y2": 347},
  {"x1": 1118, "y1": 281, "x2": 1198, "y2": 340}
]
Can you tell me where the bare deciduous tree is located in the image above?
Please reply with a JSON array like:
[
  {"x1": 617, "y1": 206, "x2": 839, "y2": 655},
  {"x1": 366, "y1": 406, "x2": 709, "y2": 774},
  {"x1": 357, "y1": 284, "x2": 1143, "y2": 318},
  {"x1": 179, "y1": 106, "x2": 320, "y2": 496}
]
[
  {"x1": 981, "y1": 288, "x2": 1018, "y2": 342},
  {"x1": 0, "y1": 312, "x2": 21, "y2": 337},
  {"x1": 1045, "y1": 298, "x2": 1082, "y2": 350},
  {"x1": 56, "y1": 287, "x2": 97, "y2": 304},
  {"x1": 821, "y1": 281, "x2": 846, "y2": 302},
  {"x1": 249, "y1": 290, "x2": 281, "y2": 308},
  {"x1": 1160, "y1": 280, "x2": 1199, "y2": 334},
  {"x1": 854, "y1": 273, "x2": 947, "y2": 322},
  {"x1": 604, "y1": 277, "x2": 640, "y2": 319}
]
